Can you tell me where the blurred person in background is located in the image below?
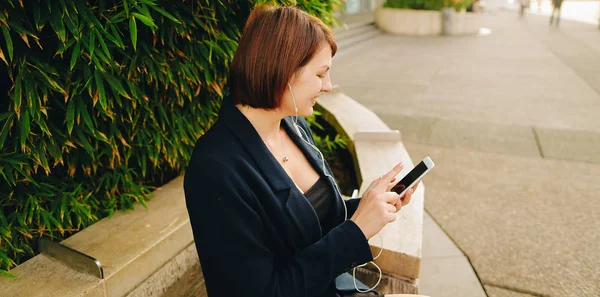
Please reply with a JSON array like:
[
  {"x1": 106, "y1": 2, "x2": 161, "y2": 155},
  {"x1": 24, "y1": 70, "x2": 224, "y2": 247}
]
[
  {"x1": 549, "y1": 0, "x2": 564, "y2": 26},
  {"x1": 519, "y1": 0, "x2": 531, "y2": 17}
]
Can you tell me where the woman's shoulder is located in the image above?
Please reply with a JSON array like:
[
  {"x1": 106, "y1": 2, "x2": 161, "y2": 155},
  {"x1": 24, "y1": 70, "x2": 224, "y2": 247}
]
[{"x1": 191, "y1": 121, "x2": 237, "y2": 154}]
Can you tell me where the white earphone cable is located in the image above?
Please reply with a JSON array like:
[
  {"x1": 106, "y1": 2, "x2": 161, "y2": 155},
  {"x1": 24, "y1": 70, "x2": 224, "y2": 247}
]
[{"x1": 287, "y1": 83, "x2": 383, "y2": 293}]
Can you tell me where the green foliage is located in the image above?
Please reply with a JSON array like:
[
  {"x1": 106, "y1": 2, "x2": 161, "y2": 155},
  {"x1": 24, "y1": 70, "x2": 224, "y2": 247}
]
[
  {"x1": 384, "y1": 0, "x2": 472, "y2": 11},
  {"x1": 384, "y1": 0, "x2": 445, "y2": 11},
  {"x1": 0, "y1": 0, "x2": 338, "y2": 276},
  {"x1": 306, "y1": 110, "x2": 348, "y2": 159},
  {"x1": 453, "y1": 0, "x2": 473, "y2": 11}
]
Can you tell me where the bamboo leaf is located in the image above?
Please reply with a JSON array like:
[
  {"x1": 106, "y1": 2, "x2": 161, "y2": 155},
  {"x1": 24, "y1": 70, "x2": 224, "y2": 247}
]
[
  {"x1": 46, "y1": 138, "x2": 62, "y2": 164},
  {"x1": 55, "y1": 38, "x2": 76, "y2": 56},
  {"x1": 0, "y1": 112, "x2": 11, "y2": 121},
  {"x1": 0, "y1": 169, "x2": 14, "y2": 186},
  {"x1": 48, "y1": 213, "x2": 64, "y2": 235},
  {"x1": 88, "y1": 29, "x2": 95, "y2": 58},
  {"x1": 0, "y1": 270, "x2": 17, "y2": 279},
  {"x1": 94, "y1": 71, "x2": 107, "y2": 111},
  {"x1": 0, "y1": 226, "x2": 11, "y2": 239},
  {"x1": 108, "y1": 25, "x2": 125, "y2": 49},
  {"x1": 20, "y1": 33, "x2": 30, "y2": 48},
  {"x1": 6, "y1": 20, "x2": 34, "y2": 37},
  {"x1": 50, "y1": 6, "x2": 66, "y2": 42},
  {"x1": 150, "y1": 6, "x2": 182, "y2": 24},
  {"x1": 69, "y1": 41, "x2": 81, "y2": 71},
  {"x1": 64, "y1": 13, "x2": 79, "y2": 40},
  {"x1": 0, "y1": 113, "x2": 13, "y2": 149},
  {"x1": 2, "y1": 165, "x2": 15, "y2": 186},
  {"x1": 91, "y1": 55, "x2": 105, "y2": 73},
  {"x1": 65, "y1": 99, "x2": 75, "y2": 135},
  {"x1": 132, "y1": 12, "x2": 157, "y2": 29},
  {"x1": 33, "y1": 4, "x2": 42, "y2": 30},
  {"x1": 129, "y1": 17, "x2": 137, "y2": 51},
  {"x1": 80, "y1": 104, "x2": 94, "y2": 132},
  {"x1": 140, "y1": 154, "x2": 147, "y2": 177},
  {"x1": 0, "y1": 211, "x2": 8, "y2": 227},
  {"x1": 37, "y1": 117, "x2": 51, "y2": 137},
  {"x1": 38, "y1": 149, "x2": 49, "y2": 174},
  {"x1": 135, "y1": 4, "x2": 154, "y2": 19},
  {"x1": 28, "y1": 56, "x2": 59, "y2": 76},
  {"x1": 19, "y1": 110, "x2": 29, "y2": 150},
  {"x1": 138, "y1": 0, "x2": 158, "y2": 6},
  {"x1": 96, "y1": 32, "x2": 111, "y2": 62},
  {"x1": 1, "y1": 26, "x2": 13, "y2": 62},
  {"x1": 0, "y1": 48, "x2": 8, "y2": 65},
  {"x1": 75, "y1": 129, "x2": 93, "y2": 158},
  {"x1": 12, "y1": 162, "x2": 38, "y2": 187},
  {"x1": 41, "y1": 210, "x2": 51, "y2": 236},
  {"x1": 123, "y1": 0, "x2": 130, "y2": 17},
  {"x1": 35, "y1": 69, "x2": 66, "y2": 95},
  {"x1": 101, "y1": 72, "x2": 128, "y2": 98},
  {"x1": 64, "y1": 197, "x2": 72, "y2": 226}
]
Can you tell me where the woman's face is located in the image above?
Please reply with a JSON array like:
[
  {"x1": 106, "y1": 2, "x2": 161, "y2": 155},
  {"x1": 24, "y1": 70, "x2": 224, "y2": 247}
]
[{"x1": 281, "y1": 44, "x2": 333, "y2": 117}]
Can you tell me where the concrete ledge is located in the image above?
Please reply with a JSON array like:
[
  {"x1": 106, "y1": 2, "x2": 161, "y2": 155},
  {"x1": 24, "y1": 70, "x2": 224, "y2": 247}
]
[
  {"x1": 0, "y1": 176, "x2": 193, "y2": 297},
  {"x1": 316, "y1": 91, "x2": 424, "y2": 287},
  {"x1": 126, "y1": 244, "x2": 201, "y2": 297},
  {"x1": 355, "y1": 130, "x2": 402, "y2": 142},
  {"x1": 316, "y1": 88, "x2": 390, "y2": 139},
  {"x1": 62, "y1": 176, "x2": 192, "y2": 297},
  {"x1": 0, "y1": 254, "x2": 105, "y2": 297}
]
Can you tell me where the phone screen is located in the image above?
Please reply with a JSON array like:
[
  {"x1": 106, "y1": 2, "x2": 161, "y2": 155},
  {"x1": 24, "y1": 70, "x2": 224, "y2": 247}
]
[{"x1": 391, "y1": 160, "x2": 429, "y2": 195}]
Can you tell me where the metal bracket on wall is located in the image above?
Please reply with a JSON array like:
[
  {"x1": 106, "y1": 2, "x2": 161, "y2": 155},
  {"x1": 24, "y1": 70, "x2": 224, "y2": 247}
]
[{"x1": 39, "y1": 238, "x2": 104, "y2": 279}]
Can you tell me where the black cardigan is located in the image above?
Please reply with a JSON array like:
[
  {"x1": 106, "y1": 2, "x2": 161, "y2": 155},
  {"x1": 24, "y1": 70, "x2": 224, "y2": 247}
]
[{"x1": 183, "y1": 96, "x2": 373, "y2": 297}]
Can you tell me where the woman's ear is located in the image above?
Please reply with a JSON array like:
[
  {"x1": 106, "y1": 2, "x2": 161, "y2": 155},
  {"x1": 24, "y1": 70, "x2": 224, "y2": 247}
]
[{"x1": 288, "y1": 72, "x2": 297, "y2": 87}]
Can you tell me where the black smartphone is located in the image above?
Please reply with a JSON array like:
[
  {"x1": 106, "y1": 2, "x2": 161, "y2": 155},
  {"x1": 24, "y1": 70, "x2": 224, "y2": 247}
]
[{"x1": 391, "y1": 157, "x2": 435, "y2": 197}]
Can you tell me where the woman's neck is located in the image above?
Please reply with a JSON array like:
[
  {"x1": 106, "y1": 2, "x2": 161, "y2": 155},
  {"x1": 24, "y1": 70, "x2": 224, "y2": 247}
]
[{"x1": 236, "y1": 104, "x2": 285, "y2": 140}]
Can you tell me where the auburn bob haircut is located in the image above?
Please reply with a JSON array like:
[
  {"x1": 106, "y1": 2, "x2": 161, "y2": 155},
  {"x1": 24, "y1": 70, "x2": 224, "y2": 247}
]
[{"x1": 228, "y1": 5, "x2": 337, "y2": 109}]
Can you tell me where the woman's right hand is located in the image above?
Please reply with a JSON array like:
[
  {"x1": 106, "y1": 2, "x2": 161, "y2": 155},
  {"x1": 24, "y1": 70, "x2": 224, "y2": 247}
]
[{"x1": 350, "y1": 163, "x2": 405, "y2": 239}]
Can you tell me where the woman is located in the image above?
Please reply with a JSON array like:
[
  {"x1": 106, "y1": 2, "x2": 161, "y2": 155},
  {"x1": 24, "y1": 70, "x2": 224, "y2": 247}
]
[{"x1": 183, "y1": 5, "x2": 415, "y2": 297}]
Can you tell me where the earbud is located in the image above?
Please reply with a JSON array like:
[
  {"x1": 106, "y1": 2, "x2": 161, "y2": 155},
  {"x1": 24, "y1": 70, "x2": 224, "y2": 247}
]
[
  {"x1": 294, "y1": 123, "x2": 302, "y2": 137},
  {"x1": 288, "y1": 83, "x2": 299, "y2": 116}
]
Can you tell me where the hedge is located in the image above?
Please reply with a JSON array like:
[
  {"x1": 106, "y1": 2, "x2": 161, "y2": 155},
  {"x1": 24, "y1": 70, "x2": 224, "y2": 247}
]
[{"x1": 0, "y1": 0, "x2": 341, "y2": 278}]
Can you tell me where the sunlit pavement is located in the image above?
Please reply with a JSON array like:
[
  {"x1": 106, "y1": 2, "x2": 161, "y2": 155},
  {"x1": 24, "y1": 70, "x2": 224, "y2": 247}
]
[{"x1": 332, "y1": 10, "x2": 600, "y2": 297}]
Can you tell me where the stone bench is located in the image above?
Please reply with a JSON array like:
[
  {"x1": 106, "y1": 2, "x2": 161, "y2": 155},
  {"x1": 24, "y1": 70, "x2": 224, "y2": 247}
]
[
  {"x1": 0, "y1": 178, "x2": 197, "y2": 297},
  {"x1": 0, "y1": 89, "x2": 425, "y2": 297}
]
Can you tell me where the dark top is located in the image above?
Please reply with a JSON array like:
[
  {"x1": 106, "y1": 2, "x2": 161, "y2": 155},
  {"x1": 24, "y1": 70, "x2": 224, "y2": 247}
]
[
  {"x1": 304, "y1": 176, "x2": 334, "y2": 234},
  {"x1": 183, "y1": 96, "x2": 373, "y2": 297}
]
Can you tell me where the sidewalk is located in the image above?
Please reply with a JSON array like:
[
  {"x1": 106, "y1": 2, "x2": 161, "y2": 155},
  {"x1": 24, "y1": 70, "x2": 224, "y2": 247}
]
[{"x1": 333, "y1": 11, "x2": 600, "y2": 297}]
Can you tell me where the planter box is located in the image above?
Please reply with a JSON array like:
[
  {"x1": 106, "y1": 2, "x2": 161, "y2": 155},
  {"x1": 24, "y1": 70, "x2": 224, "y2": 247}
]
[
  {"x1": 376, "y1": 8, "x2": 441, "y2": 36},
  {"x1": 375, "y1": 7, "x2": 481, "y2": 36}
]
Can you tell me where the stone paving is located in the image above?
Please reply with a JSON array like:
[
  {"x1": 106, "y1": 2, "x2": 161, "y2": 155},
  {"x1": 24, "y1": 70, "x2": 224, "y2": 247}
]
[{"x1": 332, "y1": 10, "x2": 600, "y2": 297}]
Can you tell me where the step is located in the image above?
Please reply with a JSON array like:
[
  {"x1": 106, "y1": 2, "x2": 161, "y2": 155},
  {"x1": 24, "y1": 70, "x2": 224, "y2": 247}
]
[
  {"x1": 336, "y1": 26, "x2": 381, "y2": 52},
  {"x1": 335, "y1": 23, "x2": 378, "y2": 42},
  {"x1": 334, "y1": 19, "x2": 376, "y2": 36}
]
